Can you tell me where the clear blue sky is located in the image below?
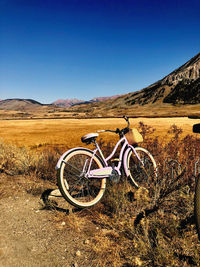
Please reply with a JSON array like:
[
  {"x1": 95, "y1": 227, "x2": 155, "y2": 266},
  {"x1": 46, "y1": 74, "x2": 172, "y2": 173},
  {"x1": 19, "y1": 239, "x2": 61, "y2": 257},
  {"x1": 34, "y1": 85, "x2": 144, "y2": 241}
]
[{"x1": 0, "y1": 0, "x2": 200, "y2": 104}]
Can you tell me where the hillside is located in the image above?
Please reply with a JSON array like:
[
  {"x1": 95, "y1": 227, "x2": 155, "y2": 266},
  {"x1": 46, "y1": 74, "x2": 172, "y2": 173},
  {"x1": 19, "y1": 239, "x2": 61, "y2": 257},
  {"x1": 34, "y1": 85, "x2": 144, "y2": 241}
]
[
  {"x1": 0, "y1": 99, "x2": 44, "y2": 111},
  {"x1": 69, "y1": 52, "x2": 200, "y2": 117},
  {"x1": 124, "y1": 52, "x2": 200, "y2": 106}
]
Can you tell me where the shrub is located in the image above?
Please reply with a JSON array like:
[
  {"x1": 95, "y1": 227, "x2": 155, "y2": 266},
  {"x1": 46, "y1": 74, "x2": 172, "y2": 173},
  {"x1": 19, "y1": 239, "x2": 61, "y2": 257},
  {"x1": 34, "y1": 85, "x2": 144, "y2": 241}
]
[
  {"x1": 1, "y1": 123, "x2": 200, "y2": 266},
  {"x1": 74, "y1": 123, "x2": 200, "y2": 266},
  {"x1": 0, "y1": 140, "x2": 59, "y2": 181}
]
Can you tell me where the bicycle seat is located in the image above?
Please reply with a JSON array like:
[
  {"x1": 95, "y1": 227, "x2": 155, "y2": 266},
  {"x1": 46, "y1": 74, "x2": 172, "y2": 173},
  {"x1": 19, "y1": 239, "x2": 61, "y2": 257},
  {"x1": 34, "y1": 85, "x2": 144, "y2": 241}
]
[{"x1": 81, "y1": 133, "x2": 99, "y2": 144}]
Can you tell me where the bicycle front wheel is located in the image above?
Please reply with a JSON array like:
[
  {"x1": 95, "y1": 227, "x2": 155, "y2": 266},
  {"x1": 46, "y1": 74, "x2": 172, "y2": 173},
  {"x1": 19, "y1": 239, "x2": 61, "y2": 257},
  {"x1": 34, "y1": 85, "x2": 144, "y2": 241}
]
[
  {"x1": 194, "y1": 175, "x2": 200, "y2": 240},
  {"x1": 127, "y1": 147, "x2": 157, "y2": 188},
  {"x1": 57, "y1": 148, "x2": 106, "y2": 208}
]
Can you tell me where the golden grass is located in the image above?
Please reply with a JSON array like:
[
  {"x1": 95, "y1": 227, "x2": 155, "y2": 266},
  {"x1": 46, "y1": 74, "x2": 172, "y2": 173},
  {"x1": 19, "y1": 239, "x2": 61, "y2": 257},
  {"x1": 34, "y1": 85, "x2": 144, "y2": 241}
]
[
  {"x1": 0, "y1": 119, "x2": 200, "y2": 266},
  {"x1": 0, "y1": 117, "x2": 197, "y2": 150}
]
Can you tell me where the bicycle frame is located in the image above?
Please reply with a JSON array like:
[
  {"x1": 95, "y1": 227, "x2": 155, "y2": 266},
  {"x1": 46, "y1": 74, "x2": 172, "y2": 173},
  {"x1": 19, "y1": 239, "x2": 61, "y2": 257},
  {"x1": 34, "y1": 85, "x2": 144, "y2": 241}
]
[
  {"x1": 56, "y1": 116, "x2": 158, "y2": 208},
  {"x1": 87, "y1": 136, "x2": 141, "y2": 179}
]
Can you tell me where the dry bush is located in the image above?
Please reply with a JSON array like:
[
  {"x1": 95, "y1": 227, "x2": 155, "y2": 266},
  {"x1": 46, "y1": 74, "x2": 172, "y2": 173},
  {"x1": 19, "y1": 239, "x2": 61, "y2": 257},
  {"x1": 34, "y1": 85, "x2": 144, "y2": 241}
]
[
  {"x1": 0, "y1": 140, "x2": 59, "y2": 182},
  {"x1": 1, "y1": 123, "x2": 200, "y2": 266},
  {"x1": 70, "y1": 123, "x2": 200, "y2": 266},
  {"x1": 87, "y1": 177, "x2": 199, "y2": 266},
  {"x1": 0, "y1": 176, "x2": 6, "y2": 199}
]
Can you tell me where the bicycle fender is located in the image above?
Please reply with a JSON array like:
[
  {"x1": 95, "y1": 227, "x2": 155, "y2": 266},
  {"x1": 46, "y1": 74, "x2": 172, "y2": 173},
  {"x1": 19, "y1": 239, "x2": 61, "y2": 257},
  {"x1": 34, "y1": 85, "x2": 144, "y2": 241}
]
[
  {"x1": 123, "y1": 146, "x2": 133, "y2": 177},
  {"x1": 55, "y1": 147, "x2": 95, "y2": 170}
]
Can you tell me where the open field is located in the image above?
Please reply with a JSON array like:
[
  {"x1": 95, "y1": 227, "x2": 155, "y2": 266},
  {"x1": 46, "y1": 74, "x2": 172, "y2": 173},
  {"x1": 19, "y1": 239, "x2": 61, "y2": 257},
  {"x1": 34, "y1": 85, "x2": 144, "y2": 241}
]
[
  {"x1": 1, "y1": 116, "x2": 200, "y2": 266},
  {"x1": 1, "y1": 102, "x2": 200, "y2": 120},
  {"x1": 0, "y1": 117, "x2": 197, "y2": 150}
]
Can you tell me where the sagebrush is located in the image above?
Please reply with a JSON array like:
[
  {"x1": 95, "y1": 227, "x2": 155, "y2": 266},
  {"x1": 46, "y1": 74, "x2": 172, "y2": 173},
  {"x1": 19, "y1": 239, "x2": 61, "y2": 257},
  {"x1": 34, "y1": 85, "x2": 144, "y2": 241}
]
[{"x1": 0, "y1": 124, "x2": 200, "y2": 266}]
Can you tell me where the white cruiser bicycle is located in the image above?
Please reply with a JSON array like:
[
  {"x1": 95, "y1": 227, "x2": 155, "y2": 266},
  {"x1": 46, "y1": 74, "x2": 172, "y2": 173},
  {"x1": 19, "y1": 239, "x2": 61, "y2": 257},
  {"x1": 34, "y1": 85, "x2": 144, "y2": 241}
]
[{"x1": 56, "y1": 116, "x2": 158, "y2": 208}]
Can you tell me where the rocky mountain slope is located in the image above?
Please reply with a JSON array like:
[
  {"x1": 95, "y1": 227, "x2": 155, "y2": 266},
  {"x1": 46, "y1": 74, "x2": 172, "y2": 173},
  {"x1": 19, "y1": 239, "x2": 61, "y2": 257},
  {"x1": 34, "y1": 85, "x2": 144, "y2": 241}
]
[
  {"x1": 69, "y1": 52, "x2": 200, "y2": 117},
  {"x1": 120, "y1": 52, "x2": 200, "y2": 106}
]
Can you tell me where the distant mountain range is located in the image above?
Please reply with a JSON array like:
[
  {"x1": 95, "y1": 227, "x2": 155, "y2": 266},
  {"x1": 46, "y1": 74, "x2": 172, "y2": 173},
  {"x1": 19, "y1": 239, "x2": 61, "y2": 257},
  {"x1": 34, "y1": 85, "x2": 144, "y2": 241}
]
[
  {"x1": 0, "y1": 95, "x2": 122, "y2": 111},
  {"x1": 0, "y1": 95, "x2": 121, "y2": 111},
  {"x1": 52, "y1": 95, "x2": 121, "y2": 107},
  {"x1": 1, "y1": 52, "x2": 200, "y2": 117}
]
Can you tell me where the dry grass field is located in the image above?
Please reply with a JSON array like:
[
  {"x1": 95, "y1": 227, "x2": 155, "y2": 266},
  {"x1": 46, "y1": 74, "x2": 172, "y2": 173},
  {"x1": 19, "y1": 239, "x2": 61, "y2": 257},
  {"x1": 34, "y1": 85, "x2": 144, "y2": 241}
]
[
  {"x1": 0, "y1": 117, "x2": 197, "y2": 150},
  {"x1": 1, "y1": 116, "x2": 200, "y2": 266}
]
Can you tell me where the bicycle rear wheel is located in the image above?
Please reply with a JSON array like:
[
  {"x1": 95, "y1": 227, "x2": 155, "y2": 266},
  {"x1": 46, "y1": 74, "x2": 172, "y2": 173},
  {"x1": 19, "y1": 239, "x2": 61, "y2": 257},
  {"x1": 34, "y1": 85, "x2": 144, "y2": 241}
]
[
  {"x1": 194, "y1": 175, "x2": 200, "y2": 240},
  {"x1": 126, "y1": 147, "x2": 157, "y2": 188},
  {"x1": 57, "y1": 148, "x2": 106, "y2": 208}
]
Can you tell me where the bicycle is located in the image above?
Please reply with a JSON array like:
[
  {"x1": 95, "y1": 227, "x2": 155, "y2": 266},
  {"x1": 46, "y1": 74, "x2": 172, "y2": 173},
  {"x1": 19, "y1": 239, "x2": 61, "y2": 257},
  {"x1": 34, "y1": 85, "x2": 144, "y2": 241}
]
[
  {"x1": 189, "y1": 116, "x2": 200, "y2": 239},
  {"x1": 56, "y1": 116, "x2": 158, "y2": 208}
]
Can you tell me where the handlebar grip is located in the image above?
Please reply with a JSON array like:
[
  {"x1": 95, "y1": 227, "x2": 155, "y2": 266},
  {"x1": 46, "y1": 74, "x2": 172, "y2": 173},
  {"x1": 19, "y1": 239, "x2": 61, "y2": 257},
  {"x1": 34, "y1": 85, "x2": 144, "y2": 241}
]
[
  {"x1": 97, "y1": 130, "x2": 106, "y2": 133},
  {"x1": 123, "y1": 115, "x2": 128, "y2": 121}
]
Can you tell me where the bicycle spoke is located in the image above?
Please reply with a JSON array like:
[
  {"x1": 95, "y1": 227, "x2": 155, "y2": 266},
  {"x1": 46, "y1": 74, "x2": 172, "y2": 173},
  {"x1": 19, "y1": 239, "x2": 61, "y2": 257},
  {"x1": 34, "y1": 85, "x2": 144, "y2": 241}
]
[
  {"x1": 86, "y1": 182, "x2": 93, "y2": 199},
  {"x1": 68, "y1": 178, "x2": 83, "y2": 193},
  {"x1": 127, "y1": 147, "x2": 157, "y2": 188},
  {"x1": 63, "y1": 160, "x2": 83, "y2": 174},
  {"x1": 58, "y1": 148, "x2": 106, "y2": 208}
]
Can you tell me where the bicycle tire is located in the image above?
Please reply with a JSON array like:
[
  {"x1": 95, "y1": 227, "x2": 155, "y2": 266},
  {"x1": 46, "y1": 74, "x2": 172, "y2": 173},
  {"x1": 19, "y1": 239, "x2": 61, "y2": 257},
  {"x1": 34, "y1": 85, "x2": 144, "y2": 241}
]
[
  {"x1": 57, "y1": 148, "x2": 106, "y2": 208},
  {"x1": 126, "y1": 147, "x2": 157, "y2": 188},
  {"x1": 194, "y1": 174, "x2": 200, "y2": 240}
]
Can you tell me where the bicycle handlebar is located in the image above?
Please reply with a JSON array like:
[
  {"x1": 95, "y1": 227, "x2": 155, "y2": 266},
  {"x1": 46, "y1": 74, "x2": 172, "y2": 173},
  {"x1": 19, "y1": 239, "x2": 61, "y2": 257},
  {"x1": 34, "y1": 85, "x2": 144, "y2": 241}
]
[
  {"x1": 97, "y1": 116, "x2": 130, "y2": 136},
  {"x1": 123, "y1": 115, "x2": 130, "y2": 127},
  {"x1": 97, "y1": 129, "x2": 117, "y2": 133}
]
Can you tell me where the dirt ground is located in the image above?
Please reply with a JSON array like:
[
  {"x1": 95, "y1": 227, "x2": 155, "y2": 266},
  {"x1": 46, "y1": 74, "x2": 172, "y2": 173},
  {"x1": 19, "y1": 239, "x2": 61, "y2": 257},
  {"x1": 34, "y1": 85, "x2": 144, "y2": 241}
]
[{"x1": 0, "y1": 174, "x2": 97, "y2": 267}]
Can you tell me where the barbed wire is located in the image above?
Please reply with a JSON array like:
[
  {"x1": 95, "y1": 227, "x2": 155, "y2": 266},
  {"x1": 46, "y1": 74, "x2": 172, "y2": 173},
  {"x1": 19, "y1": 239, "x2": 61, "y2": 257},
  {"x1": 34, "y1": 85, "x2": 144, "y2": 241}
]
[
  {"x1": 163, "y1": 157, "x2": 200, "y2": 178},
  {"x1": 164, "y1": 157, "x2": 183, "y2": 179}
]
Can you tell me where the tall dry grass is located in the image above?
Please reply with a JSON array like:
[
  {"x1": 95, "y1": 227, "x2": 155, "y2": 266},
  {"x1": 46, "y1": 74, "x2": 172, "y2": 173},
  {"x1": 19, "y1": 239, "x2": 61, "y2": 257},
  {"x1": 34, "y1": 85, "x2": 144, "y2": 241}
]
[
  {"x1": 0, "y1": 123, "x2": 200, "y2": 266},
  {"x1": 67, "y1": 124, "x2": 200, "y2": 266},
  {"x1": 0, "y1": 140, "x2": 59, "y2": 181}
]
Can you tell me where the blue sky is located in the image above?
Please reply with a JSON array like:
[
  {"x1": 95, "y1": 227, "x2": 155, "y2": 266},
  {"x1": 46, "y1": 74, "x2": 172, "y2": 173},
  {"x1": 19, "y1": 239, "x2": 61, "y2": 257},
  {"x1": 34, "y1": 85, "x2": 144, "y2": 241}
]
[{"x1": 0, "y1": 0, "x2": 200, "y2": 104}]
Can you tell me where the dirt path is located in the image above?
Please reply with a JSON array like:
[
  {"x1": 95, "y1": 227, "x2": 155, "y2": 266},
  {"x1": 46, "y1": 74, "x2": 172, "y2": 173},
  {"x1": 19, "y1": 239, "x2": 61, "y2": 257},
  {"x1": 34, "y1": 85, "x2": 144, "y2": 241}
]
[{"x1": 0, "y1": 175, "x2": 94, "y2": 267}]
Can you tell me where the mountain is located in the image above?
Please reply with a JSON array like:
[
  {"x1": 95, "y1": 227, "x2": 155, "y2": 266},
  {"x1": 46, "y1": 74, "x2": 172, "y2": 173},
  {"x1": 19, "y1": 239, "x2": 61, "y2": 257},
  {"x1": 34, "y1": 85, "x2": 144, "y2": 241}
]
[
  {"x1": 0, "y1": 98, "x2": 45, "y2": 111},
  {"x1": 1, "y1": 53, "x2": 200, "y2": 118},
  {"x1": 69, "y1": 52, "x2": 200, "y2": 117},
  {"x1": 120, "y1": 52, "x2": 200, "y2": 106},
  {"x1": 52, "y1": 98, "x2": 84, "y2": 108},
  {"x1": 52, "y1": 95, "x2": 121, "y2": 107}
]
